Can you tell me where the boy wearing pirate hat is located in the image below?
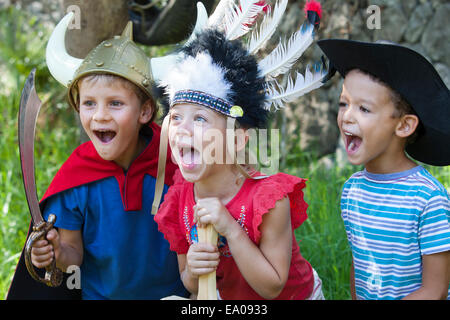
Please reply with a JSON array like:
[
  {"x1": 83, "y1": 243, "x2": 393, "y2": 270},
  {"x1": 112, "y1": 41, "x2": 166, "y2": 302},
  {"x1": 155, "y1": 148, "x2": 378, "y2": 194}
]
[
  {"x1": 319, "y1": 39, "x2": 450, "y2": 300},
  {"x1": 8, "y1": 13, "x2": 191, "y2": 299}
]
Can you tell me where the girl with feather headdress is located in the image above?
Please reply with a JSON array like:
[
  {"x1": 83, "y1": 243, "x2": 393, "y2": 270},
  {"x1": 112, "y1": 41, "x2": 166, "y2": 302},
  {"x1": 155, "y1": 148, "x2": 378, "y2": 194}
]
[{"x1": 153, "y1": 0, "x2": 327, "y2": 300}]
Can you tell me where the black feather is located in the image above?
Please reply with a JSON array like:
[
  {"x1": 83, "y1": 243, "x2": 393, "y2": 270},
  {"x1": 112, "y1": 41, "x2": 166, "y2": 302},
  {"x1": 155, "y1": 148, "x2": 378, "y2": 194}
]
[{"x1": 182, "y1": 29, "x2": 269, "y2": 129}]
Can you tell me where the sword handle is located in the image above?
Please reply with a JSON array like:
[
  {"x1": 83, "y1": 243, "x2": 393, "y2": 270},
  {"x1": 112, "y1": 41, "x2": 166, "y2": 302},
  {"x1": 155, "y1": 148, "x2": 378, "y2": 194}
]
[{"x1": 24, "y1": 214, "x2": 63, "y2": 287}]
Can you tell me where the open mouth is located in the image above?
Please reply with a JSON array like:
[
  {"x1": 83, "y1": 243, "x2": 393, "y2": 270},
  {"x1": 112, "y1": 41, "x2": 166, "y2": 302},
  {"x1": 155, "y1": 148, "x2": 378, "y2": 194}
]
[
  {"x1": 344, "y1": 131, "x2": 362, "y2": 155},
  {"x1": 94, "y1": 129, "x2": 116, "y2": 143},
  {"x1": 178, "y1": 145, "x2": 201, "y2": 169}
]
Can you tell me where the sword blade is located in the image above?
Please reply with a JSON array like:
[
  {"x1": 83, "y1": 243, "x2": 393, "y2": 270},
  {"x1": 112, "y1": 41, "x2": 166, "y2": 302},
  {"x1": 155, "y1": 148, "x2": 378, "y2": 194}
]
[{"x1": 18, "y1": 69, "x2": 44, "y2": 226}]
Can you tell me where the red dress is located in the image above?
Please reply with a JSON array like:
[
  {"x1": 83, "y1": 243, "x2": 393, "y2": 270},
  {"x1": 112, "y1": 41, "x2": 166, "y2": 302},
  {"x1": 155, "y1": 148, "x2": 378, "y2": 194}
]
[{"x1": 155, "y1": 170, "x2": 314, "y2": 300}]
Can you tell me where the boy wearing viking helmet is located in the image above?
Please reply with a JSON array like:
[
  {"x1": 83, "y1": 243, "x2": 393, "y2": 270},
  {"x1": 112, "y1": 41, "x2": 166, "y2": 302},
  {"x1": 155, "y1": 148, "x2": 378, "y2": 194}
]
[{"x1": 9, "y1": 13, "x2": 189, "y2": 299}]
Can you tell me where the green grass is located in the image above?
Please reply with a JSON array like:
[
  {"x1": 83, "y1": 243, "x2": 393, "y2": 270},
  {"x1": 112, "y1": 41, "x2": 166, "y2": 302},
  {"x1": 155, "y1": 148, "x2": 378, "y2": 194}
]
[
  {"x1": 289, "y1": 163, "x2": 354, "y2": 300},
  {"x1": 0, "y1": 76, "x2": 80, "y2": 298},
  {"x1": 0, "y1": 7, "x2": 80, "y2": 298}
]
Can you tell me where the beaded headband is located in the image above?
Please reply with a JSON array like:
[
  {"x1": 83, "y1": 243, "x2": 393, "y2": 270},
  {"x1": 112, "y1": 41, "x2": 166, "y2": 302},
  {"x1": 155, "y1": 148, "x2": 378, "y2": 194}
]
[{"x1": 172, "y1": 90, "x2": 244, "y2": 118}]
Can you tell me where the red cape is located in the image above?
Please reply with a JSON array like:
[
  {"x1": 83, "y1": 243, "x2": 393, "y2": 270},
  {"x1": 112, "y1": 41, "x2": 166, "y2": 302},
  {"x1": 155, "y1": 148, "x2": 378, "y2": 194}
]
[
  {"x1": 41, "y1": 122, "x2": 177, "y2": 211},
  {"x1": 7, "y1": 122, "x2": 177, "y2": 300}
]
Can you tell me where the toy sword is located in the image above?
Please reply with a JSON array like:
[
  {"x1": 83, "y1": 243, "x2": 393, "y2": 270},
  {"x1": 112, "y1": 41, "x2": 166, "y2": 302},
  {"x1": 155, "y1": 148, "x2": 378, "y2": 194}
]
[{"x1": 19, "y1": 69, "x2": 63, "y2": 287}]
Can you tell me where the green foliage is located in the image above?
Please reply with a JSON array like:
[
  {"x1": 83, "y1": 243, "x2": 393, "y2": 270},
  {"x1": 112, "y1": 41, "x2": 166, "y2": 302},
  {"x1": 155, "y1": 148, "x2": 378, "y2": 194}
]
[
  {"x1": 291, "y1": 166, "x2": 353, "y2": 299},
  {"x1": 0, "y1": 7, "x2": 79, "y2": 298},
  {"x1": 1, "y1": 7, "x2": 48, "y2": 93}
]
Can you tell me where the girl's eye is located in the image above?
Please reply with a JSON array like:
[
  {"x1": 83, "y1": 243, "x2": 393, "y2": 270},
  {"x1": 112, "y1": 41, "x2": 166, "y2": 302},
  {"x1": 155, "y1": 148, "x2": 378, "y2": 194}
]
[
  {"x1": 338, "y1": 101, "x2": 347, "y2": 108},
  {"x1": 170, "y1": 113, "x2": 181, "y2": 121},
  {"x1": 194, "y1": 115, "x2": 207, "y2": 123},
  {"x1": 360, "y1": 106, "x2": 370, "y2": 113}
]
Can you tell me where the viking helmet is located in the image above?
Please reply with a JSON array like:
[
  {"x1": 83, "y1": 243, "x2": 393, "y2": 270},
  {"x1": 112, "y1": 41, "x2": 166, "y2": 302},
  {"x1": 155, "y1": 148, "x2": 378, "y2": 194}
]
[{"x1": 46, "y1": 4, "x2": 209, "y2": 111}]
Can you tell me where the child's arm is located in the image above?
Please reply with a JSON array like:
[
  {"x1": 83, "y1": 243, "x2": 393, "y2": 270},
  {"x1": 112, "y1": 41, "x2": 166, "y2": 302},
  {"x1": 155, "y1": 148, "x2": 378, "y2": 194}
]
[
  {"x1": 31, "y1": 228, "x2": 83, "y2": 272},
  {"x1": 233, "y1": 196, "x2": 292, "y2": 299},
  {"x1": 196, "y1": 196, "x2": 292, "y2": 299},
  {"x1": 402, "y1": 251, "x2": 449, "y2": 300}
]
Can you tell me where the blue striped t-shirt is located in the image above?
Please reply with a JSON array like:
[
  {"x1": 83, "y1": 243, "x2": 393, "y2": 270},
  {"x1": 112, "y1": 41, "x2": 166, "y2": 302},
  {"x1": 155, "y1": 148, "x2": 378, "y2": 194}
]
[{"x1": 340, "y1": 166, "x2": 450, "y2": 300}]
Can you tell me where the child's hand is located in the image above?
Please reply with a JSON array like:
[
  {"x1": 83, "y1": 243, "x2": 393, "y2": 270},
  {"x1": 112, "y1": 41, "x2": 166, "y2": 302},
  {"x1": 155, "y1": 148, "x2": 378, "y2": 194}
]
[
  {"x1": 186, "y1": 242, "x2": 220, "y2": 277},
  {"x1": 31, "y1": 228, "x2": 61, "y2": 268},
  {"x1": 194, "y1": 197, "x2": 236, "y2": 237}
]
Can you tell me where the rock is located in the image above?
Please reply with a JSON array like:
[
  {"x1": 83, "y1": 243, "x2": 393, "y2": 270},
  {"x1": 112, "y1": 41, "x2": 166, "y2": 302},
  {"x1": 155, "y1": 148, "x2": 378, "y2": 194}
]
[
  {"x1": 335, "y1": 137, "x2": 349, "y2": 168},
  {"x1": 286, "y1": 90, "x2": 340, "y2": 158},
  {"x1": 402, "y1": 0, "x2": 418, "y2": 17},
  {"x1": 0, "y1": 0, "x2": 11, "y2": 9},
  {"x1": 372, "y1": 3, "x2": 408, "y2": 42},
  {"x1": 421, "y1": 3, "x2": 450, "y2": 65},
  {"x1": 404, "y1": 2, "x2": 433, "y2": 43}
]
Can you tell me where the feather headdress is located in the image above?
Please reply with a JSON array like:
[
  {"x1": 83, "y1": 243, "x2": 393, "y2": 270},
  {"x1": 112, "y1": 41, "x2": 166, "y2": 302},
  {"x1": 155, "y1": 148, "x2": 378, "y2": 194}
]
[
  {"x1": 152, "y1": 0, "x2": 327, "y2": 214},
  {"x1": 160, "y1": 0, "x2": 327, "y2": 121}
]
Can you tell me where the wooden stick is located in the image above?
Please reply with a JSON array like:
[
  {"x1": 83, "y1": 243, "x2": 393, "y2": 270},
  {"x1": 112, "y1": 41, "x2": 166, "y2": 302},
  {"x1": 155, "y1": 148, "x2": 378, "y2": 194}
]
[{"x1": 197, "y1": 224, "x2": 218, "y2": 300}]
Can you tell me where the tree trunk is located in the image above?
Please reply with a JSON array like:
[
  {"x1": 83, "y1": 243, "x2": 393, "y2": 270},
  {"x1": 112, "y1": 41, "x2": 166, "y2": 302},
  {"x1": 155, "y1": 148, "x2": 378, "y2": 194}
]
[
  {"x1": 63, "y1": 0, "x2": 128, "y2": 58},
  {"x1": 135, "y1": 0, "x2": 216, "y2": 45}
]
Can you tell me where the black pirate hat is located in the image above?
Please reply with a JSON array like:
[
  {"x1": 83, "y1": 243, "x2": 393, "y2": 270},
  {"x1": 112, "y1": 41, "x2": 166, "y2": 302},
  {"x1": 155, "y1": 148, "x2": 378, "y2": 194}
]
[{"x1": 318, "y1": 39, "x2": 450, "y2": 166}]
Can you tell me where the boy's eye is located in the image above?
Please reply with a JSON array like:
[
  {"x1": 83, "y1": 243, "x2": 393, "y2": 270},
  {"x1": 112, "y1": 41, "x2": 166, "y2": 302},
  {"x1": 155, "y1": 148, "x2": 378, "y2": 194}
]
[
  {"x1": 359, "y1": 105, "x2": 370, "y2": 113},
  {"x1": 170, "y1": 113, "x2": 181, "y2": 121},
  {"x1": 338, "y1": 101, "x2": 347, "y2": 108},
  {"x1": 110, "y1": 100, "x2": 124, "y2": 107},
  {"x1": 82, "y1": 100, "x2": 95, "y2": 107}
]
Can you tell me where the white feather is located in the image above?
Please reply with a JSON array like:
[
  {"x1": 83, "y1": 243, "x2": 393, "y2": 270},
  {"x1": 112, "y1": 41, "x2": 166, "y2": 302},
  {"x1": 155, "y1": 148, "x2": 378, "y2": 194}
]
[
  {"x1": 247, "y1": 0, "x2": 288, "y2": 54},
  {"x1": 259, "y1": 22, "x2": 315, "y2": 79},
  {"x1": 159, "y1": 53, "x2": 232, "y2": 102},
  {"x1": 225, "y1": 0, "x2": 265, "y2": 40},
  {"x1": 208, "y1": 0, "x2": 234, "y2": 28},
  {"x1": 265, "y1": 63, "x2": 327, "y2": 110}
]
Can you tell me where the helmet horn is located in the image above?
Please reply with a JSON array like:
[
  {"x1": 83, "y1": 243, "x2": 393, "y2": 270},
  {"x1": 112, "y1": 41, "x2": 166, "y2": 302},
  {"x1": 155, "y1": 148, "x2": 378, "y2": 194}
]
[
  {"x1": 150, "y1": 2, "x2": 208, "y2": 82},
  {"x1": 46, "y1": 12, "x2": 83, "y2": 87}
]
